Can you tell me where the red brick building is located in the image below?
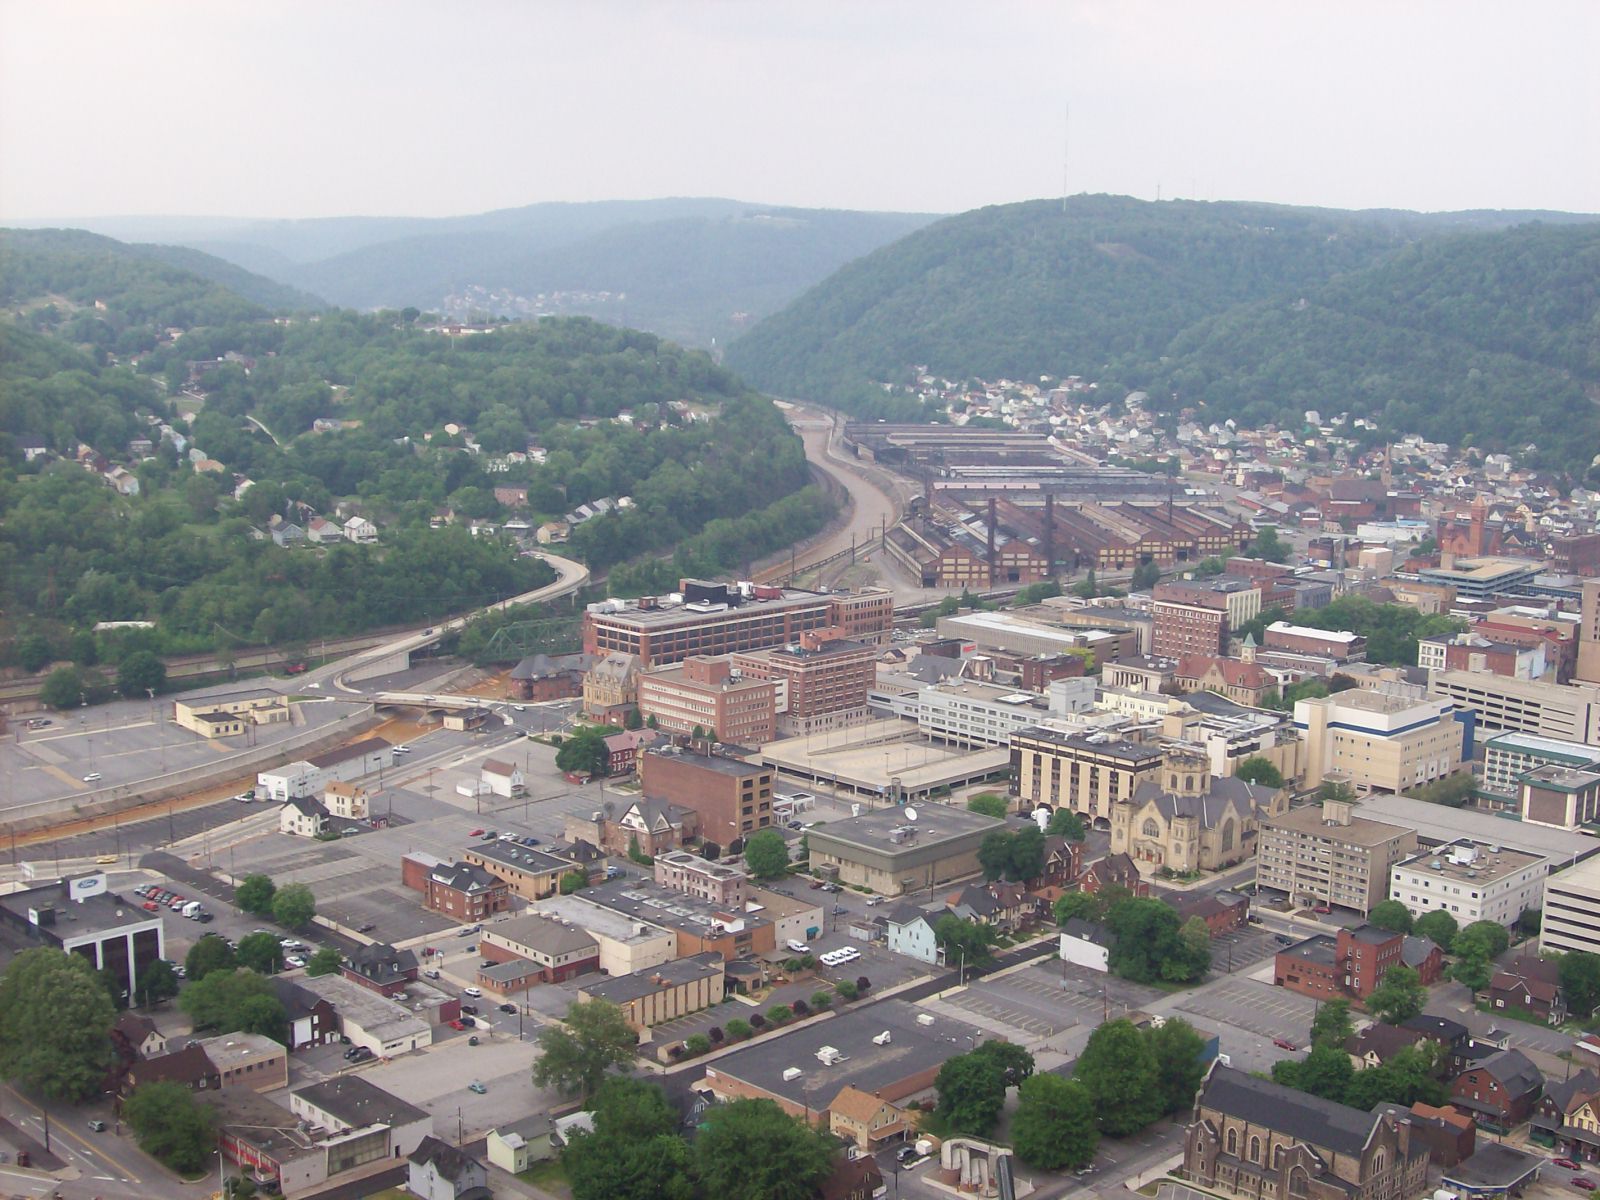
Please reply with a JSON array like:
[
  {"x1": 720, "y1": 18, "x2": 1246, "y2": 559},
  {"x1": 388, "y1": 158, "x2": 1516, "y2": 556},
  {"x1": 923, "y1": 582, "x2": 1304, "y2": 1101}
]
[
  {"x1": 732, "y1": 631, "x2": 876, "y2": 736},
  {"x1": 601, "y1": 728, "x2": 663, "y2": 776},
  {"x1": 1451, "y1": 1049, "x2": 1544, "y2": 1128},
  {"x1": 1274, "y1": 925, "x2": 1404, "y2": 1002},
  {"x1": 422, "y1": 861, "x2": 510, "y2": 923},
  {"x1": 637, "y1": 656, "x2": 778, "y2": 744},
  {"x1": 640, "y1": 748, "x2": 774, "y2": 850},
  {"x1": 341, "y1": 944, "x2": 419, "y2": 998},
  {"x1": 1152, "y1": 579, "x2": 1259, "y2": 658}
]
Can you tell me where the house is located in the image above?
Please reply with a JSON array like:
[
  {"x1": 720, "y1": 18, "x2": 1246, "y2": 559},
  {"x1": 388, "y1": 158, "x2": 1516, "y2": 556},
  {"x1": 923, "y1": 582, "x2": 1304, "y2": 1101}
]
[
  {"x1": 1402, "y1": 935, "x2": 1446, "y2": 986},
  {"x1": 270, "y1": 521, "x2": 305, "y2": 547},
  {"x1": 343, "y1": 515, "x2": 378, "y2": 543},
  {"x1": 1059, "y1": 917, "x2": 1113, "y2": 972},
  {"x1": 305, "y1": 516, "x2": 341, "y2": 543},
  {"x1": 480, "y1": 760, "x2": 525, "y2": 798},
  {"x1": 486, "y1": 1115, "x2": 554, "y2": 1173},
  {"x1": 1344, "y1": 1023, "x2": 1426, "y2": 1071},
  {"x1": 422, "y1": 861, "x2": 511, "y2": 922},
  {"x1": 406, "y1": 1135, "x2": 491, "y2": 1200},
  {"x1": 1027, "y1": 834, "x2": 1083, "y2": 890},
  {"x1": 1490, "y1": 956, "x2": 1567, "y2": 1026},
  {"x1": 279, "y1": 796, "x2": 330, "y2": 838},
  {"x1": 1393, "y1": 1102, "x2": 1476, "y2": 1167},
  {"x1": 323, "y1": 782, "x2": 369, "y2": 820},
  {"x1": 883, "y1": 904, "x2": 940, "y2": 964},
  {"x1": 122, "y1": 1044, "x2": 221, "y2": 1096},
  {"x1": 946, "y1": 881, "x2": 1036, "y2": 932},
  {"x1": 820, "y1": 1156, "x2": 887, "y2": 1200},
  {"x1": 536, "y1": 520, "x2": 569, "y2": 545},
  {"x1": 1183, "y1": 1064, "x2": 1430, "y2": 1200},
  {"x1": 1451, "y1": 1048, "x2": 1544, "y2": 1128},
  {"x1": 112, "y1": 1011, "x2": 167, "y2": 1060},
  {"x1": 602, "y1": 728, "x2": 662, "y2": 776},
  {"x1": 1399, "y1": 1015, "x2": 1475, "y2": 1075},
  {"x1": 341, "y1": 943, "x2": 419, "y2": 997},
  {"x1": 829, "y1": 1084, "x2": 909, "y2": 1152},
  {"x1": 1080, "y1": 851, "x2": 1149, "y2": 897},
  {"x1": 1531, "y1": 1069, "x2": 1600, "y2": 1160},
  {"x1": 271, "y1": 978, "x2": 339, "y2": 1049},
  {"x1": 1167, "y1": 891, "x2": 1250, "y2": 937}
]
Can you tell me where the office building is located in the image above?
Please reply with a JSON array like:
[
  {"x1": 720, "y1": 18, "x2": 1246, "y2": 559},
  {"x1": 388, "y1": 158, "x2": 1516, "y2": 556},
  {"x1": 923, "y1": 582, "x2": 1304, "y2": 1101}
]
[
  {"x1": 0, "y1": 874, "x2": 165, "y2": 1005},
  {"x1": 577, "y1": 952, "x2": 725, "y2": 1032},
  {"x1": 1295, "y1": 691, "x2": 1463, "y2": 794},
  {"x1": 1011, "y1": 726, "x2": 1165, "y2": 822},
  {"x1": 1482, "y1": 732, "x2": 1600, "y2": 801},
  {"x1": 640, "y1": 747, "x2": 773, "y2": 849},
  {"x1": 805, "y1": 805, "x2": 1004, "y2": 896},
  {"x1": 732, "y1": 633, "x2": 876, "y2": 736},
  {"x1": 1418, "y1": 556, "x2": 1539, "y2": 602},
  {"x1": 1263, "y1": 622, "x2": 1366, "y2": 663},
  {"x1": 1256, "y1": 797, "x2": 1418, "y2": 913},
  {"x1": 654, "y1": 850, "x2": 748, "y2": 907},
  {"x1": 582, "y1": 580, "x2": 891, "y2": 667},
  {"x1": 1388, "y1": 840, "x2": 1545, "y2": 929},
  {"x1": 915, "y1": 677, "x2": 1094, "y2": 749},
  {"x1": 1428, "y1": 669, "x2": 1600, "y2": 743},
  {"x1": 637, "y1": 655, "x2": 778, "y2": 744},
  {"x1": 1275, "y1": 925, "x2": 1405, "y2": 1002},
  {"x1": 1541, "y1": 857, "x2": 1600, "y2": 957},
  {"x1": 1153, "y1": 579, "x2": 1261, "y2": 658}
]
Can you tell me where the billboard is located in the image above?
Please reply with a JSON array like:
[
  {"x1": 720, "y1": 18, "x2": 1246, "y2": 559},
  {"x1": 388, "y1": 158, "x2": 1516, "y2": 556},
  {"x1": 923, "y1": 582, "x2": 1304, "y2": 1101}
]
[{"x1": 68, "y1": 873, "x2": 107, "y2": 902}]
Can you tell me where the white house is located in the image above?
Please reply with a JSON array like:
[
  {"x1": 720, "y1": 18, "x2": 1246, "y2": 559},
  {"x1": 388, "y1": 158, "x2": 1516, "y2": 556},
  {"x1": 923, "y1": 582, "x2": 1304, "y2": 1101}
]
[
  {"x1": 279, "y1": 797, "x2": 330, "y2": 838},
  {"x1": 1058, "y1": 919, "x2": 1112, "y2": 973},
  {"x1": 883, "y1": 904, "x2": 940, "y2": 964},
  {"x1": 480, "y1": 759, "x2": 526, "y2": 798},
  {"x1": 323, "y1": 782, "x2": 369, "y2": 820},
  {"x1": 486, "y1": 1116, "x2": 554, "y2": 1173},
  {"x1": 343, "y1": 515, "x2": 378, "y2": 544},
  {"x1": 258, "y1": 761, "x2": 320, "y2": 801},
  {"x1": 406, "y1": 1135, "x2": 490, "y2": 1200}
]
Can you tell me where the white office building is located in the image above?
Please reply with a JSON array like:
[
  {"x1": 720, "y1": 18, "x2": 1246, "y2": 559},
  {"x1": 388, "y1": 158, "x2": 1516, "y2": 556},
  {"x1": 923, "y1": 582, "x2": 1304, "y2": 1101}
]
[
  {"x1": 1542, "y1": 857, "x2": 1600, "y2": 957},
  {"x1": 1388, "y1": 840, "x2": 1546, "y2": 929}
]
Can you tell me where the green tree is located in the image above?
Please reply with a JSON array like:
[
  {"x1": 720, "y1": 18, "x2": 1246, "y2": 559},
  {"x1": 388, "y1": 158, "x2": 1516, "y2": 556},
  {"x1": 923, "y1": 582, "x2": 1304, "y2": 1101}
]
[
  {"x1": 1175, "y1": 917, "x2": 1213, "y2": 983},
  {"x1": 1074, "y1": 1019, "x2": 1163, "y2": 1136},
  {"x1": 1367, "y1": 964, "x2": 1427, "y2": 1024},
  {"x1": 564, "y1": 1078, "x2": 694, "y2": 1200},
  {"x1": 39, "y1": 665, "x2": 86, "y2": 709},
  {"x1": 185, "y1": 934, "x2": 237, "y2": 982},
  {"x1": 693, "y1": 1098, "x2": 834, "y2": 1200},
  {"x1": 1367, "y1": 900, "x2": 1414, "y2": 934},
  {"x1": 179, "y1": 969, "x2": 287, "y2": 1041},
  {"x1": 1130, "y1": 560, "x2": 1162, "y2": 591},
  {"x1": 556, "y1": 725, "x2": 610, "y2": 777},
  {"x1": 134, "y1": 959, "x2": 180, "y2": 1008},
  {"x1": 1012, "y1": 1074, "x2": 1099, "y2": 1169},
  {"x1": 967, "y1": 793, "x2": 1009, "y2": 819},
  {"x1": 0, "y1": 948, "x2": 116, "y2": 1101},
  {"x1": 743, "y1": 829, "x2": 790, "y2": 879},
  {"x1": 560, "y1": 870, "x2": 588, "y2": 894},
  {"x1": 1452, "y1": 953, "x2": 1493, "y2": 994},
  {"x1": 1047, "y1": 808, "x2": 1087, "y2": 841},
  {"x1": 1298, "y1": 1043, "x2": 1356, "y2": 1101},
  {"x1": 235, "y1": 932, "x2": 283, "y2": 974},
  {"x1": 974, "y1": 1039, "x2": 1035, "y2": 1087},
  {"x1": 1054, "y1": 891, "x2": 1100, "y2": 926},
  {"x1": 1235, "y1": 756, "x2": 1285, "y2": 788},
  {"x1": 1309, "y1": 998, "x2": 1354, "y2": 1050},
  {"x1": 1414, "y1": 910, "x2": 1458, "y2": 953},
  {"x1": 235, "y1": 873, "x2": 276, "y2": 916},
  {"x1": 936, "y1": 1052, "x2": 1008, "y2": 1136},
  {"x1": 624, "y1": 706, "x2": 643, "y2": 731},
  {"x1": 1105, "y1": 896, "x2": 1207, "y2": 984},
  {"x1": 1560, "y1": 952, "x2": 1600, "y2": 1021},
  {"x1": 1145, "y1": 1017, "x2": 1207, "y2": 1115},
  {"x1": 270, "y1": 882, "x2": 316, "y2": 930},
  {"x1": 123, "y1": 1080, "x2": 217, "y2": 1175},
  {"x1": 935, "y1": 914, "x2": 998, "y2": 973},
  {"x1": 116, "y1": 650, "x2": 166, "y2": 698},
  {"x1": 1006, "y1": 826, "x2": 1047, "y2": 882},
  {"x1": 1459, "y1": 920, "x2": 1510, "y2": 959},
  {"x1": 17, "y1": 633, "x2": 53, "y2": 673},
  {"x1": 305, "y1": 947, "x2": 342, "y2": 977},
  {"x1": 532, "y1": 999, "x2": 638, "y2": 1101},
  {"x1": 1249, "y1": 525, "x2": 1290, "y2": 563},
  {"x1": 977, "y1": 829, "x2": 1012, "y2": 881}
]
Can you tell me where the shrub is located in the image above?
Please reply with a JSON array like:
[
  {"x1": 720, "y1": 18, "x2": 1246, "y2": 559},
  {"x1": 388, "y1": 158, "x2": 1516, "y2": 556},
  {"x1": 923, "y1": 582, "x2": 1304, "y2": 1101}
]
[
  {"x1": 708, "y1": 1025, "x2": 725, "y2": 1044},
  {"x1": 855, "y1": 976, "x2": 871, "y2": 994},
  {"x1": 811, "y1": 991, "x2": 832, "y2": 1010},
  {"x1": 749, "y1": 1013, "x2": 767, "y2": 1030},
  {"x1": 792, "y1": 999, "x2": 810, "y2": 1017},
  {"x1": 685, "y1": 1033, "x2": 712, "y2": 1056},
  {"x1": 800, "y1": 954, "x2": 816, "y2": 969},
  {"x1": 835, "y1": 980, "x2": 858, "y2": 1001},
  {"x1": 726, "y1": 1018, "x2": 752, "y2": 1040},
  {"x1": 766, "y1": 1004, "x2": 793, "y2": 1025},
  {"x1": 783, "y1": 957, "x2": 802, "y2": 973}
]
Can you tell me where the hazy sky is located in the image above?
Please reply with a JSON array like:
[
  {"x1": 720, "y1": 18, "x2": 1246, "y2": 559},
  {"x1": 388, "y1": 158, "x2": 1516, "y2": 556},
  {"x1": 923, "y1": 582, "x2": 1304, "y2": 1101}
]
[{"x1": 3, "y1": 0, "x2": 1597, "y2": 221}]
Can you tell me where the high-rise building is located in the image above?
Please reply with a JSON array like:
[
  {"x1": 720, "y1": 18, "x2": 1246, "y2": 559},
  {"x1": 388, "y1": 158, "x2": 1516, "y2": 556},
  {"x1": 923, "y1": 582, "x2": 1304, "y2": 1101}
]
[
  {"x1": 1577, "y1": 579, "x2": 1600, "y2": 684},
  {"x1": 1256, "y1": 797, "x2": 1417, "y2": 914},
  {"x1": 1152, "y1": 579, "x2": 1260, "y2": 658},
  {"x1": 636, "y1": 656, "x2": 777, "y2": 745},
  {"x1": 1295, "y1": 691, "x2": 1463, "y2": 794},
  {"x1": 731, "y1": 632, "x2": 876, "y2": 736}
]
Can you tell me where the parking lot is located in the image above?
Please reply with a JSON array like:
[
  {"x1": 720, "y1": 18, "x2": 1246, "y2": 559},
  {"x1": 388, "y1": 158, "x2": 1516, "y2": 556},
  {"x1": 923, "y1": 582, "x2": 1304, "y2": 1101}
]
[
  {"x1": 945, "y1": 961, "x2": 1164, "y2": 1044},
  {"x1": 1173, "y1": 976, "x2": 1319, "y2": 1044},
  {"x1": 1208, "y1": 925, "x2": 1286, "y2": 974}
]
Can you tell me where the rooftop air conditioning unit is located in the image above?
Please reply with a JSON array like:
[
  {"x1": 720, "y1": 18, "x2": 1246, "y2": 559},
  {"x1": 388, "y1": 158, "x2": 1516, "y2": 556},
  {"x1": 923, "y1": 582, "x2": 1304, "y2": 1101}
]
[
  {"x1": 872, "y1": 1031, "x2": 892, "y2": 1045},
  {"x1": 782, "y1": 1067, "x2": 803, "y2": 1082},
  {"x1": 816, "y1": 1046, "x2": 842, "y2": 1065},
  {"x1": 916, "y1": 1013, "x2": 935, "y2": 1027}
]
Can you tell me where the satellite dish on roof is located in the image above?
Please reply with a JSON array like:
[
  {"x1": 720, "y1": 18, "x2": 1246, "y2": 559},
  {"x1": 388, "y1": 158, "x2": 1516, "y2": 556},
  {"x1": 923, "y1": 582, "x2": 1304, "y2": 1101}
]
[{"x1": 903, "y1": 807, "x2": 918, "y2": 822}]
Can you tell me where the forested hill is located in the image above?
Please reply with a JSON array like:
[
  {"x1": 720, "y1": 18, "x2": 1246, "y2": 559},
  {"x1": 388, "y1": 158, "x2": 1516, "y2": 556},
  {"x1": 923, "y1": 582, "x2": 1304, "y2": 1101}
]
[
  {"x1": 20, "y1": 199, "x2": 938, "y2": 350},
  {"x1": 0, "y1": 228, "x2": 323, "y2": 319},
  {"x1": 724, "y1": 195, "x2": 1600, "y2": 470},
  {"x1": 0, "y1": 234, "x2": 834, "y2": 685}
]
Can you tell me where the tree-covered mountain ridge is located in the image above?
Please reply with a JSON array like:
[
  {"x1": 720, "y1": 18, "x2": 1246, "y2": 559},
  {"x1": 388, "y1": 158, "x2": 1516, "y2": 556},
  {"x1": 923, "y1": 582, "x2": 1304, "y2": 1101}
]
[{"x1": 724, "y1": 194, "x2": 1600, "y2": 472}]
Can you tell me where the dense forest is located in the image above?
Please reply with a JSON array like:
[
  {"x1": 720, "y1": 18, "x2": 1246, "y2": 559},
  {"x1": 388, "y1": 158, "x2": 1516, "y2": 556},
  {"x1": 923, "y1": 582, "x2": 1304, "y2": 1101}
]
[
  {"x1": 725, "y1": 195, "x2": 1600, "y2": 473},
  {"x1": 0, "y1": 232, "x2": 829, "y2": 671},
  {"x1": 19, "y1": 200, "x2": 937, "y2": 351}
]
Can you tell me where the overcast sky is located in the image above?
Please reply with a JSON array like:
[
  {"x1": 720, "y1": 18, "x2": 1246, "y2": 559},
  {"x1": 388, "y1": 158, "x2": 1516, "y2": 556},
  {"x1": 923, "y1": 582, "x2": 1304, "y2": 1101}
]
[{"x1": 3, "y1": 0, "x2": 1597, "y2": 221}]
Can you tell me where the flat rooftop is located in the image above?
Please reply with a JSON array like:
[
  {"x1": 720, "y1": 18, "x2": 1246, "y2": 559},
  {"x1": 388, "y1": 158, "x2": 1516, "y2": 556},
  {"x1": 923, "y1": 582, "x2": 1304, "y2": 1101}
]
[
  {"x1": 529, "y1": 895, "x2": 672, "y2": 945},
  {"x1": 577, "y1": 879, "x2": 771, "y2": 938},
  {"x1": 0, "y1": 877, "x2": 164, "y2": 938},
  {"x1": 703, "y1": 998, "x2": 989, "y2": 1109},
  {"x1": 1484, "y1": 731, "x2": 1600, "y2": 765},
  {"x1": 1279, "y1": 934, "x2": 1338, "y2": 966},
  {"x1": 760, "y1": 721, "x2": 1012, "y2": 793},
  {"x1": 467, "y1": 840, "x2": 570, "y2": 875},
  {"x1": 1421, "y1": 557, "x2": 1541, "y2": 582},
  {"x1": 198, "y1": 1032, "x2": 283, "y2": 1070},
  {"x1": 293, "y1": 1074, "x2": 428, "y2": 1130},
  {"x1": 1394, "y1": 840, "x2": 1543, "y2": 885},
  {"x1": 1351, "y1": 793, "x2": 1600, "y2": 864},
  {"x1": 297, "y1": 974, "x2": 429, "y2": 1042},
  {"x1": 805, "y1": 802, "x2": 1002, "y2": 853},
  {"x1": 1260, "y1": 805, "x2": 1414, "y2": 847},
  {"x1": 644, "y1": 748, "x2": 767, "y2": 779},
  {"x1": 580, "y1": 952, "x2": 723, "y2": 1005},
  {"x1": 1523, "y1": 764, "x2": 1600, "y2": 792},
  {"x1": 1012, "y1": 725, "x2": 1165, "y2": 763},
  {"x1": 1266, "y1": 622, "x2": 1362, "y2": 644},
  {"x1": 587, "y1": 588, "x2": 830, "y2": 628}
]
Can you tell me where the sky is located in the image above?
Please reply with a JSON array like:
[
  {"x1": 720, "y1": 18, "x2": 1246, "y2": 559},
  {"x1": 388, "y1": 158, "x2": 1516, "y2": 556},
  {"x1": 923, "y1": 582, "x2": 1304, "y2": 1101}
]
[{"x1": 2, "y1": 0, "x2": 1597, "y2": 221}]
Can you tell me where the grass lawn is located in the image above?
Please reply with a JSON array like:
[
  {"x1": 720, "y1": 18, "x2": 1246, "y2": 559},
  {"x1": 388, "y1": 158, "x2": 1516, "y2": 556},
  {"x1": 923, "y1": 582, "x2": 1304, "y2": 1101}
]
[
  {"x1": 519, "y1": 1158, "x2": 569, "y2": 1192},
  {"x1": 360, "y1": 1189, "x2": 412, "y2": 1200}
]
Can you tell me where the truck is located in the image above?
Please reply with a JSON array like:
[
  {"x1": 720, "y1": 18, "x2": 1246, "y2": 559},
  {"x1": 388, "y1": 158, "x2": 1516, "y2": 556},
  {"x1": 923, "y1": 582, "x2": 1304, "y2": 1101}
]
[{"x1": 181, "y1": 901, "x2": 203, "y2": 919}]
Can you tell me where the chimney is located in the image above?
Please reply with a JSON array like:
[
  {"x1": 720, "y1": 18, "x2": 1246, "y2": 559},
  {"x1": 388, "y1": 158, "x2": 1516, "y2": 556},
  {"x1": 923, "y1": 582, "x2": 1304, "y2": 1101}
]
[{"x1": 987, "y1": 497, "x2": 998, "y2": 580}]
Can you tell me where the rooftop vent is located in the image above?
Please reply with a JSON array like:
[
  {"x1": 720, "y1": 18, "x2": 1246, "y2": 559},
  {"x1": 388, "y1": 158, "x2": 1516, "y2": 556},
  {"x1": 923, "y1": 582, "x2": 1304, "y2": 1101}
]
[{"x1": 782, "y1": 1067, "x2": 802, "y2": 1082}]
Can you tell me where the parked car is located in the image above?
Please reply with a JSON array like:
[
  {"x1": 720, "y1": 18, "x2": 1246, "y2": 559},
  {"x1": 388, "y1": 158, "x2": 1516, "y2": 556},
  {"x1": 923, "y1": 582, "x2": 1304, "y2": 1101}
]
[
  {"x1": 394, "y1": 744, "x2": 410, "y2": 753},
  {"x1": 1312, "y1": 905, "x2": 1332, "y2": 915},
  {"x1": 1272, "y1": 1038, "x2": 1297, "y2": 1051},
  {"x1": 468, "y1": 1081, "x2": 487, "y2": 1094},
  {"x1": 424, "y1": 969, "x2": 441, "y2": 980},
  {"x1": 460, "y1": 1005, "x2": 478, "y2": 1016},
  {"x1": 499, "y1": 1003, "x2": 516, "y2": 1014},
  {"x1": 449, "y1": 1019, "x2": 468, "y2": 1031},
  {"x1": 468, "y1": 829, "x2": 485, "y2": 838},
  {"x1": 1570, "y1": 1179, "x2": 1595, "y2": 1191},
  {"x1": 357, "y1": 923, "x2": 376, "y2": 933},
  {"x1": 87, "y1": 1120, "x2": 107, "y2": 1132},
  {"x1": 786, "y1": 940, "x2": 810, "y2": 954},
  {"x1": 896, "y1": 1145, "x2": 918, "y2": 1164},
  {"x1": 349, "y1": 1047, "x2": 374, "y2": 1063},
  {"x1": 464, "y1": 986, "x2": 482, "y2": 998},
  {"x1": 285, "y1": 955, "x2": 306, "y2": 969},
  {"x1": 95, "y1": 854, "x2": 118, "y2": 865},
  {"x1": 82, "y1": 772, "x2": 102, "y2": 783},
  {"x1": 1555, "y1": 1159, "x2": 1581, "y2": 1171}
]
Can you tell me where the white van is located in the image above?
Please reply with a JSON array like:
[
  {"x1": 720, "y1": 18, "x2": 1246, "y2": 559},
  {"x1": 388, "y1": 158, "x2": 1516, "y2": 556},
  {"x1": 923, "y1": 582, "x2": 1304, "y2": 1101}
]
[{"x1": 786, "y1": 940, "x2": 810, "y2": 954}]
